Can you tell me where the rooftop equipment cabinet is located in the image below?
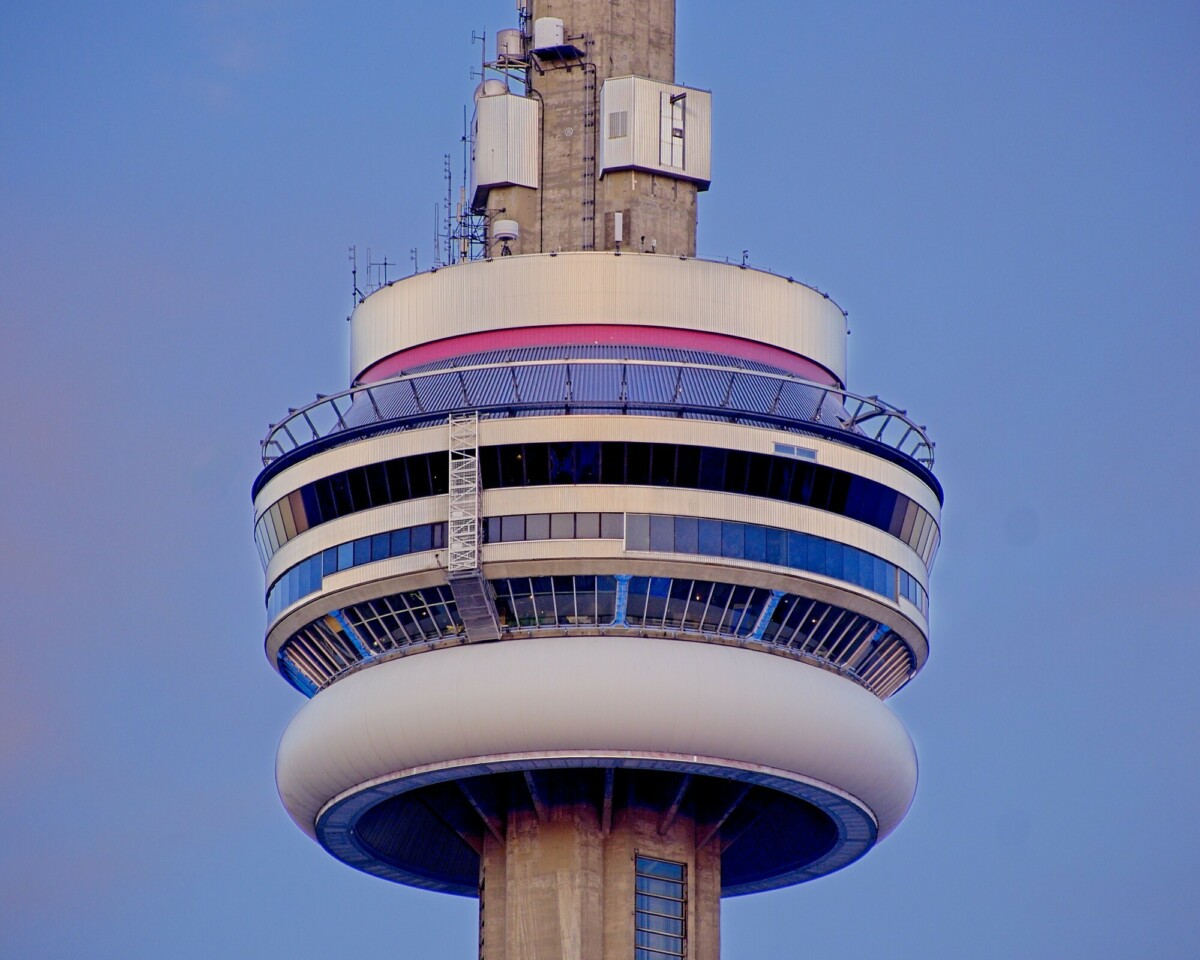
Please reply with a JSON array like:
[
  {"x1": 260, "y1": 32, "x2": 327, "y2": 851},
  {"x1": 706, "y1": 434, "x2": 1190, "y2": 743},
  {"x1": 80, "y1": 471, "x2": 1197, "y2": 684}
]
[
  {"x1": 531, "y1": 16, "x2": 583, "y2": 60},
  {"x1": 600, "y1": 76, "x2": 713, "y2": 189},
  {"x1": 532, "y1": 17, "x2": 564, "y2": 51},
  {"x1": 496, "y1": 28, "x2": 524, "y2": 62},
  {"x1": 471, "y1": 89, "x2": 540, "y2": 212}
]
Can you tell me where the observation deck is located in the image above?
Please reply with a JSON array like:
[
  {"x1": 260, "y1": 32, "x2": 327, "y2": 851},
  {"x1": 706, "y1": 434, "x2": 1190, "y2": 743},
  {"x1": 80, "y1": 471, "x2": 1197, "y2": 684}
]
[{"x1": 256, "y1": 251, "x2": 940, "y2": 899}]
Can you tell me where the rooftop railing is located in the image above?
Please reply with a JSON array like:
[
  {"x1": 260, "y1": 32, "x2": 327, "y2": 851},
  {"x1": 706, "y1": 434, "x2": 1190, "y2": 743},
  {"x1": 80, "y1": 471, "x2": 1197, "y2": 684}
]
[{"x1": 261, "y1": 358, "x2": 935, "y2": 471}]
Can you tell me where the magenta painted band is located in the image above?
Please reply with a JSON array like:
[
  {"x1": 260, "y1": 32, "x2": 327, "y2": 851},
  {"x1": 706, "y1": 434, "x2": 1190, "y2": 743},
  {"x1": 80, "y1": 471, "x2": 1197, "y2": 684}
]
[{"x1": 356, "y1": 324, "x2": 841, "y2": 386}]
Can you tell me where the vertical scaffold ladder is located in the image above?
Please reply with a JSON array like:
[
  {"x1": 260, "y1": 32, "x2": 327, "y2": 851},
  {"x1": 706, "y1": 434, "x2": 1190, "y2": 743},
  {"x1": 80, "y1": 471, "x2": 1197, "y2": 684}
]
[{"x1": 447, "y1": 413, "x2": 502, "y2": 640}]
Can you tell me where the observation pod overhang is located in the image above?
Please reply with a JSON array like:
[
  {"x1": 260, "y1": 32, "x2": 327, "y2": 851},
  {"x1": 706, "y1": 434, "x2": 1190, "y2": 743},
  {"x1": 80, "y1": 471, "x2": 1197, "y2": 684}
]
[
  {"x1": 348, "y1": 253, "x2": 850, "y2": 388},
  {"x1": 276, "y1": 635, "x2": 917, "y2": 897}
]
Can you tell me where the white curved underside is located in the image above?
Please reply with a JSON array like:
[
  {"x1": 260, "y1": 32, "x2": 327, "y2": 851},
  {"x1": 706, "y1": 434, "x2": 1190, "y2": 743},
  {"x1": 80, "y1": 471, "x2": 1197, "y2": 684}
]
[{"x1": 276, "y1": 636, "x2": 917, "y2": 842}]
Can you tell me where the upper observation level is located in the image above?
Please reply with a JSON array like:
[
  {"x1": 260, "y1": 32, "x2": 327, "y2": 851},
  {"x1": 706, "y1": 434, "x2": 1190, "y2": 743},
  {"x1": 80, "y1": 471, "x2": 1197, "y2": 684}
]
[
  {"x1": 256, "y1": 254, "x2": 937, "y2": 498},
  {"x1": 348, "y1": 254, "x2": 846, "y2": 386}
]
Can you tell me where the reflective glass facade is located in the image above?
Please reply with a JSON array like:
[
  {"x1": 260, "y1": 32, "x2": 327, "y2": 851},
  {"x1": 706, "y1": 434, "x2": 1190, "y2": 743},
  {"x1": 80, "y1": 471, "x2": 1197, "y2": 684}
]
[
  {"x1": 277, "y1": 585, "x2": 462, "y2": 694},
  {"x1": 278, "y1": 575, "x2": 917, "y2": 699},
  {"x1": 626, "y1": 513, "x2": 929, "y2": 615},
  {"x1": 267, "y1": 522, "x2": 446, "y2": 621},
  {"x1": 257, "y1": 441, "x2": 939, "y2": 566}
]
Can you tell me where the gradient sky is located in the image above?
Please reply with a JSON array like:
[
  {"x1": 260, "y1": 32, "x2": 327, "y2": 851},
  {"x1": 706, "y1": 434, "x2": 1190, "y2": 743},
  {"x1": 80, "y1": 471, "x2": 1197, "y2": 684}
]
[{"x1": 2, "y1": 2, "x2": 1197, "y2": 957}]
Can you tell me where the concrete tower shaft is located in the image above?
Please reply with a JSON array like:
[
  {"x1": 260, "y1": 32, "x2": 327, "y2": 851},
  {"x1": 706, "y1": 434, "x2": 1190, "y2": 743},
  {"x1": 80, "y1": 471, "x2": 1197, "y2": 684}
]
[{"x1": 484, "y1": 0, "x2": 704, "y2": 257}]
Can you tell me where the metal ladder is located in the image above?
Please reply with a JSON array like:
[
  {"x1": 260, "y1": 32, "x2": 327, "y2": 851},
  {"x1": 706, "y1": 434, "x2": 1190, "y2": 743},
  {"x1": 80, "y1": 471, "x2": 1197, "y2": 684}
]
[{"x1": 447, "y1": 413, "x2": 502, "y2": 640}]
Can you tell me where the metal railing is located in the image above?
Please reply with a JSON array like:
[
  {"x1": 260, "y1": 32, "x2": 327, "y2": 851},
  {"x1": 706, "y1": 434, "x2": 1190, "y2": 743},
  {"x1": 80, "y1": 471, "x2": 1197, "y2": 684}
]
[{"x1": 261, "y1": 358, "x2": 935, "y2": 469}]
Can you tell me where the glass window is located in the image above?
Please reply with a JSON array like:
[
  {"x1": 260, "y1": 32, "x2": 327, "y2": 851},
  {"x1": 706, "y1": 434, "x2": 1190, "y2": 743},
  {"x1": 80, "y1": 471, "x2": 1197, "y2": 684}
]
[
  {"x1": 576, "y1": 512, "x2": 600, "y2": 539},
  {"x1": 364, "y1": 463, "x2": 391, "y2": 506},
  {"x1": 501, "y1": 444, "x2": 525, "y2": 484},
  {"x1": 391, "y1": 528, "x2": 411, "y2": 556},
  {"x1": 411, "y1": 524, "x2": 433, "y2": 553},
  {"x1": 675, "y1": 445, "x2": 700, "y2": 489},
  {"x1": 600, "y1": 442, "x2": 625, "y2": 484},
  {"x1": 312, "y1": 477, "x2": 336, "y2": 524},
  {"x1": 674, "y1": 516, "x2": 699, "y2": 554},
  {"x1": 526, "y1": 513, "x2": 550, "y2": 540},
  {"x1": 353, "y1": 537, "x2": 371, "y2": 566},
  {"x1": 322, "y1": 547, "x2": 338, "y2": 576},
  {"x1": 408, "y1": 457, "x2": 433, "y2": 499},
  {"x1": 697, "y1": 519, "x2": 722, "y2": 557},
  {"x1": 649, "y1": 515, "x2": 674, "y2": 552},
  {"x1": 645, "y1": 577, "x2": 671, "y2": 622},
  {"x1": 337, "y1": 541, "x2": 354, "y2": 571},
  {"x1": 627, "y1": 576, "x2": 650, "y2": 620},
  {"x1": 523, "y1": 444, "x2": 549, "y2": 485},
  {"x1": 768, "y1": 458, "x2": 794, "y2": 500},
  {"x1": 723, "y1": 450, "x2": 748, "y2": 494},
  {"x1": 627, "y1": 514, "x2": 650, "y2": 551},
  {"x1": 329, "y1": 473, "x2": 354, "y2": 516},
  {"x1": 600, "y1": 512, "x2": 624, "y2": 539},
  {"x1": 746, "y1": 453, "x2": 771, "y2": 497},
  {"x1": 550, "y1": 513, "x2": 575, "y2": 539},
  {"x1": 478, "y1": 447, "x2": 500, "y2": 489},
  {"x1": 764, "y1": 527, "x2": 786, "y2": 566},
  {"x1": 651, "y1": 444, "x2": 677, "y2": 486},
  {"x1": 549, "y1": 443, "x2": 575, "y2": 484},
  {"x1": 501, "y1": 515, "x2": 526, "y2": 543},
  {"x1": 484, "y1": 517, "x2": 501, "y2": 545},
  {"x1": 635, "y1": 856, "x2": 685, "y2": 960},
  {"x1": 427, "y1": 455, "x2": 448, "y2": 495},
  {"x1": 372, "y1": 533, "x2": 391, "y2": 562},
  {"x1": 347, "y1": 468, "x2": 371, "y2": 510},
  {"x1": 721, "y1": 521, "x2": 744, "y2": 559},
  {"x1": 576, "y1": 442, "x2": 600, "y2": 483},
  {"x1": 697, "y1": 447, "x2": 725, "y2": 490},
  {"x1": 743, "y1": 524, "x2": 767, "y2": 563},
  {"x1": 626, "y1": 443, "x2": 651, "y2": 485}
]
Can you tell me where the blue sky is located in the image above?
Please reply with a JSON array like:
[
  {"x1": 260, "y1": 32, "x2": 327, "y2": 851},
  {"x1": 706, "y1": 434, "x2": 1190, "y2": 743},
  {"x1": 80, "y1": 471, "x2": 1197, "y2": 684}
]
[{"x1": 1, "y1": 1, "x2": 1197, "y2": 957}]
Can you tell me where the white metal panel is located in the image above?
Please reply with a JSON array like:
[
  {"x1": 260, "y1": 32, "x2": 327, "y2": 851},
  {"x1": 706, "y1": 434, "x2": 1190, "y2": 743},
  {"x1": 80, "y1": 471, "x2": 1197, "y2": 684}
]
[
  {"x1": 472, "y1": 93, "x2": 539, "y2": 199},
  {"x1": 350, "y1": 253, "x2": 848, "y2": 385},
  {"x1": 254, "y1": 424, "x2": 446, "y2": 520},
  {"x1": 265, "y1": 497, "x2": 447, "y2": 586},
  {"x1": 600, "y1": 77, "x2": 635, "y2": 169},
  {"x1": 276, "y1": 637, "x2": 918, "y2": 838},
  {"x1": 600, "y1": 76, "x2": 711, "y2": 187}
]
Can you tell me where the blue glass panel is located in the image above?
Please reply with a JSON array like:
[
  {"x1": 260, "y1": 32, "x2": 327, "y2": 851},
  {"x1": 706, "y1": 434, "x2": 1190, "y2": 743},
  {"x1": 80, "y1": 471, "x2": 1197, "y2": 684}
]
[
  {"x1": 353, "y1": 538, "x2": 371, "y2": 566},
  {"x1": 411, "y1": 524, "x2": 433, "y2": 552},
  {"x1": 391, "y1": 527, "x2": 411, "y2": 556},
  {"x1": 322, "y1": 547, "x2": 338, "y2": 576},
  {"x1": 649, "y1": 515, "x2": 674, "y2": 552},
  {"x1": 805, "y1": 534, "x2": 825, "y2": 574},
  {"x1": 744, "y1": 524, "x2": 766, "y2": 563},
  {"x1": 721, "y1": 521, "x2": 744, "y2": 559},
  {"x1": 372, "y1": 533, "x2": 391, "y2": 561},
  {"x1": 337, "y1": 542, "x2": 354, "y2": 571},
  {"x1": 674, "y1": 516, "x2": 699, "y2": 554},
  {"x1": 765, "y1": 528, "x2": 786, "y2": 566},
  {"x1": 787, "y1": 531, "x2": 807, "y2": 569},
  {"x1": 825, "y1": 540, "x2": 844, "y2": 581},
  {"x1": 697, "y1": 519, "x2": 721, "y2": 556},
  {"x1": 843, "y1": 547, "x2": 860, "y2": 587}
]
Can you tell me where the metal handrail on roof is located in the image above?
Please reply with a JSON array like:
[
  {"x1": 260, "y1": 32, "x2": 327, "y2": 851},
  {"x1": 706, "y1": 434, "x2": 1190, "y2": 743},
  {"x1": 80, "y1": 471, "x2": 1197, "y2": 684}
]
[{"x1": 261, "y1": 358, "x2": 935, "y2": 470}]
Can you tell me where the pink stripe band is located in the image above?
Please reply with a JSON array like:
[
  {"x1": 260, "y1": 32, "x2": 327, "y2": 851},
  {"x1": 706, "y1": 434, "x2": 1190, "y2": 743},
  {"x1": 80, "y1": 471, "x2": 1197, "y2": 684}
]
[{"x1": 357, "y1": 325, "x2": 839, "y2": 386}]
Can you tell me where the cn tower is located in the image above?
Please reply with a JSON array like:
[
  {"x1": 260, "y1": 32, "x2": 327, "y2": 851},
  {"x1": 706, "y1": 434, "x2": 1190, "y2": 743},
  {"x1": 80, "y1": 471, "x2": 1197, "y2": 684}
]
[{"x1": 252, "y1": 3, "x2": 942, "y2": 958}]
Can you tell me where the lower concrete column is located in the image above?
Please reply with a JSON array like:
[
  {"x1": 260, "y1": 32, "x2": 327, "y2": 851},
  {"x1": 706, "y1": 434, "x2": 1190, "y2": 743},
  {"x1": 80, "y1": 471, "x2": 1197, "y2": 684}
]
[{"x1": 479, "y1": 788, "x2": 721, "y2": 960}]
